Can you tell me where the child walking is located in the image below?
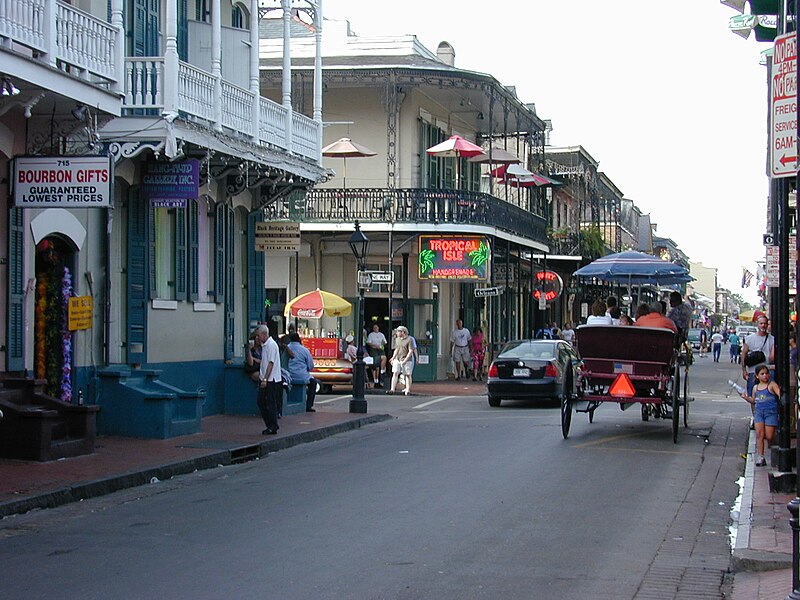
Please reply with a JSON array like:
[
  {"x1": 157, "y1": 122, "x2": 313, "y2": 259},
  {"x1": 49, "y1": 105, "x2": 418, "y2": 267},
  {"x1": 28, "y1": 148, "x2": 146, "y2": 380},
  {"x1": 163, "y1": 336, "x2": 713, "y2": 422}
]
[{"x1": 738, "y1": 364, "x2": 780, "y2": 467}]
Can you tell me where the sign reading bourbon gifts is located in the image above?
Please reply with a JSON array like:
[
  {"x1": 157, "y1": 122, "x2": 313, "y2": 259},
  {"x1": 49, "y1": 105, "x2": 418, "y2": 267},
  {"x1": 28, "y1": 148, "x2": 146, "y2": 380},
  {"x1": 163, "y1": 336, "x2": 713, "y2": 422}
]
[{"x1": 418, "y1": 235, "x2": 490, "y2": 281}]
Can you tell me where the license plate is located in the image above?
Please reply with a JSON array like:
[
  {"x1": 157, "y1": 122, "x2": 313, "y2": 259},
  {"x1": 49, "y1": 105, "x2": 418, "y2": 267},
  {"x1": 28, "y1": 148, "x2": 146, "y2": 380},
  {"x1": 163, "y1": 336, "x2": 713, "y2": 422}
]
[{"x1": 513, "y1": 368, "x2": 530, "y2": 377}]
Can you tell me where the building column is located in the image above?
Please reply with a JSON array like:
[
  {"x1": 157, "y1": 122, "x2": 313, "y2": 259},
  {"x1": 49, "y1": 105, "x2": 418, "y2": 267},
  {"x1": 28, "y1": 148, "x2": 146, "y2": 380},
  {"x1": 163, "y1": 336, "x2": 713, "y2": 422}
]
[
  {"x1": 282, "y1": 0, "x2": 293, "y2": 151},
  {"x1": 250, "y1": 0, "x2": 261, "y2": 140}
]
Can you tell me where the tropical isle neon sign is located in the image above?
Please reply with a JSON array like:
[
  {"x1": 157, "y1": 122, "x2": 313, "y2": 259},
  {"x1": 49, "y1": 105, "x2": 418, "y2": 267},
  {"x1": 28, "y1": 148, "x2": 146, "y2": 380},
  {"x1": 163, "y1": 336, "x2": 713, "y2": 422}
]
[{"x1": 418, "y1": 235, "x2": 490, "y2": 281}]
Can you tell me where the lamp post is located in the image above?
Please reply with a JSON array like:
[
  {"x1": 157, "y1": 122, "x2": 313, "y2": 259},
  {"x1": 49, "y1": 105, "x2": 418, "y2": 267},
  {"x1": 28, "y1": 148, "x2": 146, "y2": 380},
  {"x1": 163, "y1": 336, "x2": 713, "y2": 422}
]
[{"x1": 349, "y1": 221, "x2": 370, "y2": 413}]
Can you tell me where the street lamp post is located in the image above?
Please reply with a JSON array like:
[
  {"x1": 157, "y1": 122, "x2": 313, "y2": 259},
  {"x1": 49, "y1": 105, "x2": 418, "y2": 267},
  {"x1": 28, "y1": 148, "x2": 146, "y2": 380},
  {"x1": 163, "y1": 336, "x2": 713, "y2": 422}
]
[{"x1": 349, "y1": 221, "x2": 370, "y2": 414}]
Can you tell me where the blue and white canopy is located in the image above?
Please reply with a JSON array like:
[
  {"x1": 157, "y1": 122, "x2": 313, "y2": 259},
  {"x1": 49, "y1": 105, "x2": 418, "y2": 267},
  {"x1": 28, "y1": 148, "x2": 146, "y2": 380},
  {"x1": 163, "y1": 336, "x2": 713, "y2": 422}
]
[{"x1": 573, "y1": 251, "x2": 693, "y2": 285}]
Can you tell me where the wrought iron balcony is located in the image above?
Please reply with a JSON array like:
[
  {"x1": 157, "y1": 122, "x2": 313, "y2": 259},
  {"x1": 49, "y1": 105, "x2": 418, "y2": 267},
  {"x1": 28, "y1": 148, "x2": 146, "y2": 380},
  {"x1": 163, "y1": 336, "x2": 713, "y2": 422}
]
[{"x1": 268, "y1": 188, "x2": 548, "y2": 243}]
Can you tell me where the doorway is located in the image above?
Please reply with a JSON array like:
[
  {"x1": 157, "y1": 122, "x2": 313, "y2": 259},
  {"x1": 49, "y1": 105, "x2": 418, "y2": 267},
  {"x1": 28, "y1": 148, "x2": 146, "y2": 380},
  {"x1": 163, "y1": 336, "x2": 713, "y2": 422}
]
[
  {"x1": 34, "y1": 236, "x2": 75, "y2": 402},
  {"x1": 409, "y1": 299, "x2": 438, "y2": 382}
]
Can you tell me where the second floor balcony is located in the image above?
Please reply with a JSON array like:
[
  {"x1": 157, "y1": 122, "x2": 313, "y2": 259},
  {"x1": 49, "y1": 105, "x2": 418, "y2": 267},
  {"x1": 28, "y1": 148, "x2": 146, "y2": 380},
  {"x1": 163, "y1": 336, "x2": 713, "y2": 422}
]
[{"x1": 263, "y1": 188, "x2": 548, "y2": 245}]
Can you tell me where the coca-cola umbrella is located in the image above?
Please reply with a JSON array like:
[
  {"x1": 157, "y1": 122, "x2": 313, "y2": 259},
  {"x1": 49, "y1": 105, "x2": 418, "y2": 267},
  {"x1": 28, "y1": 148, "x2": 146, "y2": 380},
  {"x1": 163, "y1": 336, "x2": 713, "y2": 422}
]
[
  {"x1": 284, "y1": 289, "x2": 352, "y2": 319},
  {"x1": 426, "y1": 134, "x2": 485, "y2": 188},
  {"x1": 321, "y1": 137, "x2": 377, "y2": 189}
]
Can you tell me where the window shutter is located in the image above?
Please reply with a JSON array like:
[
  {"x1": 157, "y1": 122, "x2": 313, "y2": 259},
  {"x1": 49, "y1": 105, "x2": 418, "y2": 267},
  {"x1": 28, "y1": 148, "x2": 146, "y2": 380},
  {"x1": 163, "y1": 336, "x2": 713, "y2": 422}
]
[
  {"x1": 224, "y1": 206, "x2": 236, "y2": 359},
  {"x1": 214, "y1": 203, "x2": 225, "y2": 302},
  {"x1": 188, "y1": 199, "x2": 199, "y2": 301},
  {"x1": 174, "y1": 206, "x2": 187, "y2": 300},
  {"x1": 178, "y1": 0, "x2": 188, "y2": 61},
  {"x1": 127, "y1": 187, "x2": 148, "y2": 364},
  {"x1": 247, "y1": 211, "x2": 265, "y2": 326},
  {"x1": 6, "y1": 208, "x2": 24, "y2": 372}
]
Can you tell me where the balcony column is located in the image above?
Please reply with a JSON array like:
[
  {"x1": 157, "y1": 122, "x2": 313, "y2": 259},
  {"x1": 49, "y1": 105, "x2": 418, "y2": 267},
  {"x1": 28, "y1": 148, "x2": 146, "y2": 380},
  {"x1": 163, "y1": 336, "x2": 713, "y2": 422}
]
[
  {"x1": 313, "y1": 0, "x2": 324, "y2": 162},
  {"x1": 282, "y1": 0, "x2": 293, "y2": 151},
  {"x1": 164, "y1": 0, "x2": 179, "y2": 116},
  {"x1": 110, "y1": 0, "x2": 124, "y2": 95},
  {"x1": 212, "y1": 0, "x2": 223, "y2": 131},
  {"x1": 42, "y1": 0, "x2": 57, "y2": 68},
  {"x1": 250, "y1": 0, "x2": 261, "y2": 141}
]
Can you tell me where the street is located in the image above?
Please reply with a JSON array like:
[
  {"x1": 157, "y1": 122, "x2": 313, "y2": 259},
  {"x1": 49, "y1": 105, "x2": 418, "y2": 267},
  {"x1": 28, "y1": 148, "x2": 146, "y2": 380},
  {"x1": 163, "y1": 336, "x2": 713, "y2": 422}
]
[{"x1": 0, "y1": 355, "x2": 752, "y2": 599}]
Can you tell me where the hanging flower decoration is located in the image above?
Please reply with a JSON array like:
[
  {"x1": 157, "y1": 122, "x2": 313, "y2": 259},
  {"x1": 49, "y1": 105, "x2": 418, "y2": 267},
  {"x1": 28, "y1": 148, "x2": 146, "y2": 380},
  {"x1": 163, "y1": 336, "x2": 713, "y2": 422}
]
[{"x1": 35, "y1": 277, "x2": 47, "y2": 378}]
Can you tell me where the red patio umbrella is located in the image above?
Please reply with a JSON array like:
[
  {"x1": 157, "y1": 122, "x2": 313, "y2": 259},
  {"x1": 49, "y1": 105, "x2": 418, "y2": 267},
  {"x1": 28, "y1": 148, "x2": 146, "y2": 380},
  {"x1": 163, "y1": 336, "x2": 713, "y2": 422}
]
[
  {"x1": 426, "y1": 135, "x2": 485, "y2": 188},
  {"x1": 489, "y1": 163, "x2": 561, "y2": 187}
]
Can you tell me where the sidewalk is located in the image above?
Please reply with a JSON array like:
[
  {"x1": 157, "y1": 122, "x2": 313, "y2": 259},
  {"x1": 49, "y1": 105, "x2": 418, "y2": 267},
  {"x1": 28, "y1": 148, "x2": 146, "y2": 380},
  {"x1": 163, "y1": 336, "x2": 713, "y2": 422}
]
[
  {"x1": 730, "y1": 433, "x2": 795, "y2": 599},
  {"x1": 0, "y1": 378, "x2": 796, "y2": 599}
]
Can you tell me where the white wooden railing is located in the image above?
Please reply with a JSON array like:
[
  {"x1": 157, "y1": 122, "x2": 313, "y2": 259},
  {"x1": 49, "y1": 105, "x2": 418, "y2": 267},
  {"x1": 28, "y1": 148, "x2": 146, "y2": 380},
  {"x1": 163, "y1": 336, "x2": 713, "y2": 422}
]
[
  {"x1": 123, "y1": 58, "x2": 320, "y2": 162},
  {"x1": 0, "y1": 0, "x2": 118, "y2": 84}
]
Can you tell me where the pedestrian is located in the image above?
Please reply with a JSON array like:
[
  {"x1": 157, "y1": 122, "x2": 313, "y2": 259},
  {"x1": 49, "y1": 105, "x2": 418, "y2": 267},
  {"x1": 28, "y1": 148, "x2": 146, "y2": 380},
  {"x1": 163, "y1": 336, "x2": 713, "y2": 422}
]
[
  {"x1": 738, "y1": 364, "x2": 780, "y2": 467},
  {"x1": 710, "y1": 329, "x2": 724, "y2": 362},
  {"x1": 634, "y1": 302, "x2": 650, "y2": 322},
  {"x1": 286, "y1": 332, "x2": 317, "y2": 412},
  {"x1": 254, "y1": 324, "x2": 280, "y2": 435},
  {"x1": 606, "y1": 296, "x2": 621, "y2": 325},
  {"x1": 619, "y1": 314, "x2": 634, "y2": 326},
  {"x1": 344, "y1": 334, "x2": 358, "y2": 363},
  {"x1": 728, "y1": 330, "x2": 741, "y2": 363},
  {"x1": 388, "y1": 326, "x2": 413, "y2": 395},
  {"x1": 244, "y1": 328, "x2": 262, "y2": 383},
  {"x1": 366, "y1": 324, "x2": 387, "y2": 388},
  {"x1": 470, "y1": 327, "x2": 487, "y2": 381},
  {"x1": 741, "y1": 315, "x2": 775, "y2": 396},
  {"x1": 699, "y1": 328, "x2": 708, "y2": 357},
  {"x1": 561, "y1": 323, "x2": 575, "y2": 345},
  {"x1": 586, "y1": 300, "x2": 612, "y2": 325},
  {"x1": 450, "y1": 319, "x2": 471, "y2": 380}
]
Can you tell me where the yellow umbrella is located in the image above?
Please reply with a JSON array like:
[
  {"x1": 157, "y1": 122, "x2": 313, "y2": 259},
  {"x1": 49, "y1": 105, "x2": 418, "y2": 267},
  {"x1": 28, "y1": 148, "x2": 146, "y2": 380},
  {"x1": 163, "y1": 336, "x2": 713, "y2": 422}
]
[
  {"x1": 738, "y1": 309, "x2": 766, "y2": 323},
  {"x1": 284, "y1": 289, "x2": 352, "y2": 319}
]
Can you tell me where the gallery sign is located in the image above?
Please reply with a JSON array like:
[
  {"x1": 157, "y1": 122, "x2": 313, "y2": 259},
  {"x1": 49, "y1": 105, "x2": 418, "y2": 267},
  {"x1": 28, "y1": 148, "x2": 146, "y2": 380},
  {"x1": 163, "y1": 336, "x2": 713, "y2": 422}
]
[
  {"x1": 142, "y1": 159, "x2": 200, "y2": 208},
  {"x1": 13, "y1": 156, "x2": 112, "y2": 208},
  {"x1": 418, "y1": 235, "x2": 490, "y2": 281}
]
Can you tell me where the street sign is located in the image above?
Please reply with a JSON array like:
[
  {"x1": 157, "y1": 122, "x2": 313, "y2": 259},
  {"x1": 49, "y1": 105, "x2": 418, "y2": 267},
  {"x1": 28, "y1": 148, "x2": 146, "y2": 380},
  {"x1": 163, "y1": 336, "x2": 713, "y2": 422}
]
[
  {"x1": 474, "y1": 286, "x2": 502, "y2": 298},
  {"x1": 367, "y1": 270, "x2": 394, "y2": 284},
  {"x1": 763, "y1": 233, "x2": 775, "y2": 245},
  {"x1": 771, "y1": 32, "x2": 797, "y2": 178},
  {"x1": 766, "y1": 245, "x2": 779, "y2": 287},
  {"x1": 357, "y1": 270, "x2": 372, "y2": 288}
]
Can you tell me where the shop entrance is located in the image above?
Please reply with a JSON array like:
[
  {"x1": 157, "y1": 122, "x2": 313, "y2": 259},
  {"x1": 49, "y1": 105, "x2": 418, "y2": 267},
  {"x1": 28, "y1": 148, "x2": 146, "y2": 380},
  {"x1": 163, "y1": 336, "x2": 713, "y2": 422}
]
[
  {"x1": 34, "y1": 236, "x2": 75, "y2": 402},
  {"x1": 409, "y1": 299, "x2": 438, "y2": 382}
]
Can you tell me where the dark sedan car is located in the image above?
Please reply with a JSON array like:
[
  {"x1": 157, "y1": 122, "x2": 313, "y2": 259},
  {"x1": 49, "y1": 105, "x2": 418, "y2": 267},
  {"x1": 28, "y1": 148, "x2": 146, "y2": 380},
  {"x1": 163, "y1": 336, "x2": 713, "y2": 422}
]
[{"x1": 487, "y1": 339, "x2": 581, "y2": 407}]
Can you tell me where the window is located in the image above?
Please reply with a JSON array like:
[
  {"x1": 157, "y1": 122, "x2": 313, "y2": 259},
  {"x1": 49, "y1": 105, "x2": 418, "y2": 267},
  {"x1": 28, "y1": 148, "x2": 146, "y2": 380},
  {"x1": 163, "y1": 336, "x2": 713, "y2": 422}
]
[
  {"x1": 195, "y1": 0, "x2": 209, "y2": 22},
  {"x1": 419, "y1": 119, "x2": 444, "y2": 188},
  {"x1": 153, "y1": 207, "x2": 175, "y2": 299},
  {"x1": 232, "y1": 3, "x2": 249, "y2": 29}
]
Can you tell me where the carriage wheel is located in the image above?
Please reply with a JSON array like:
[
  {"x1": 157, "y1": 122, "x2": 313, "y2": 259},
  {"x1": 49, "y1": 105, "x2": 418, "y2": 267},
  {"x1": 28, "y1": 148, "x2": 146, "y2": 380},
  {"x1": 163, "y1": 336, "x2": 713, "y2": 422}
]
[
  {"x1": 641, "y1": 403, "x2": 650, "y2": 421},
  {"x1": 671, "y1": 367, "x2": 680, "y2": 443},
  {"x1": 560, "y1": 368, "x2": 573, "y2": 439},
  {"x1": 682, "y1": 369, "x2": 690, "y2": 428}
]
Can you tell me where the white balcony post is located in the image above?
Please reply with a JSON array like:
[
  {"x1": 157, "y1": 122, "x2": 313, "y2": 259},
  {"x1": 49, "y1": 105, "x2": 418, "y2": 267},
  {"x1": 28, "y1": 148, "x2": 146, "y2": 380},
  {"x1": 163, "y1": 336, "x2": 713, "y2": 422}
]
[
  {"x1": 212, "y1": 0, "x2": 222, "y2": 131},
  {"x1": 282, "y1": 0, "x2": 293, "y2": 151},
  {"x1": 250, "y1": 0, "x2": 261, "y2": 141},
  {"x1": 110, "y1": 0, "x2": 124, "y2": 95},
  {"x1": 313, "y1": 0, "x2": 323, "y2": 162},
  {"x1": 42, "y1": 0, "x2": 57, "y2": 68},
  {"x1": 164, "y1": 0, "x2": 179, "y2": 116}
]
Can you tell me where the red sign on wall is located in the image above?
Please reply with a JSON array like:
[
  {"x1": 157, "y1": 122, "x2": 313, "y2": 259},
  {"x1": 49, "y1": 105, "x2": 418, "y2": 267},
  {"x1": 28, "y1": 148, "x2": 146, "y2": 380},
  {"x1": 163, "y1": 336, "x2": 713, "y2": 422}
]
[
  {"x1": 532, "y1": 270, "x2": 563, "y2": 302},
  {"x1": 418, "y1": 235, "x2": 490, "y2": 281}
]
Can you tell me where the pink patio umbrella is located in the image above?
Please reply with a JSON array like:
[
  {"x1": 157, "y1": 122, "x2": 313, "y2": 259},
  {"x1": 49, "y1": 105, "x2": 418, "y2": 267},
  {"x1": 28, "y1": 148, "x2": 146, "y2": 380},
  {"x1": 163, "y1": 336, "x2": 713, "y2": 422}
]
[
  {"x1": 321, "y1": 137, "x2": 377, "y2": 189},
  {"x1": 489, "y1": 163, "x2": 562, "y2": 187},
  {"x1": 426, "y1": 134, "x2": 485, "y2": 188}
]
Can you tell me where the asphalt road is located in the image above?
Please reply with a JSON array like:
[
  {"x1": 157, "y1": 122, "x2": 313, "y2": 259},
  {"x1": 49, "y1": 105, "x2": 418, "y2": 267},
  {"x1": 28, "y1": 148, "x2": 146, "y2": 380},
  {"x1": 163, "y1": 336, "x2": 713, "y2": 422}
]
[{"x1": 0, "y1": 355, "x2": 751, "y2": 600}]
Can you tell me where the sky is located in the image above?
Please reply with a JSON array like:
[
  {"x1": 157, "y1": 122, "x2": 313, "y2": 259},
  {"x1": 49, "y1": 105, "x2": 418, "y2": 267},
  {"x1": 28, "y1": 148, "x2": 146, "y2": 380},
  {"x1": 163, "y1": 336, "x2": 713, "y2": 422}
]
[{"x1": 323, "y1": 1, "x2": 771, "y2": 305}]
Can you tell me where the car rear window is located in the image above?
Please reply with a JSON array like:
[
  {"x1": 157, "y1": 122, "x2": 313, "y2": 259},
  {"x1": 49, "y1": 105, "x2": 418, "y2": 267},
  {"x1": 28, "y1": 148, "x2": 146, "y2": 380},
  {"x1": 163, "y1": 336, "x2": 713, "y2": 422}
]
[{"x1": 499, "y1": 342, "x2": 555, "y2": 360}]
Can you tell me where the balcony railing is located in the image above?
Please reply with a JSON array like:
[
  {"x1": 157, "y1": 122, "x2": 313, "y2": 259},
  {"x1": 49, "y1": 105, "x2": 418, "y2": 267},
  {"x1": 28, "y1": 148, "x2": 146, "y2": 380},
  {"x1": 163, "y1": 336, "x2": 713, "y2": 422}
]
[
  {"x1": 266, "y1": 188, "x2": 548, "y2": 243},
  {"x1": 0, "y1": 0, "x2": 118, "y2": 84},
  {"x1": 123, "y1": 58, "x2": 321, "y2": 163}
]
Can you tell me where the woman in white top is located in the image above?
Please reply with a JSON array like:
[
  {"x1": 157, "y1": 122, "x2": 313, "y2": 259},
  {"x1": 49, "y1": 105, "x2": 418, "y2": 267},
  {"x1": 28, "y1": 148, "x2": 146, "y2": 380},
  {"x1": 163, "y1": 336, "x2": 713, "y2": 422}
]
[{"x1": 586, "y1": 299, "x2": 613, "y2": 325}]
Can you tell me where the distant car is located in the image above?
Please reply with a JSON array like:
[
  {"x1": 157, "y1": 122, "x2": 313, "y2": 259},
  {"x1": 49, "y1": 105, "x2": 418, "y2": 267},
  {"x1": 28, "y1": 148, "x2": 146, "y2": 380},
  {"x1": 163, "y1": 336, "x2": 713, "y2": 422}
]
[
  {"x1": 487, "y1": 339, "x2": 581, "y2": 407},
  {"x1": 687, "y1": 328, "x2": 703, "y2": 350},
  {"x1": 311, "y1": 357, "x2": 353, "y2": 394}
]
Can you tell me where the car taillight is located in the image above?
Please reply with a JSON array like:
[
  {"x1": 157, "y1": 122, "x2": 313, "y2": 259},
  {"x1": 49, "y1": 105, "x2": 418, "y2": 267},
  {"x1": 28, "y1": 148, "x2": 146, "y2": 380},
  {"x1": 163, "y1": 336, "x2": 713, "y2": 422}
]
[
  {"x1": 488, "y1": 364, "x2": 498, "y2": 377},
  {"x1": 545, "y1": 363, "x2": 558, "y2": 378}
]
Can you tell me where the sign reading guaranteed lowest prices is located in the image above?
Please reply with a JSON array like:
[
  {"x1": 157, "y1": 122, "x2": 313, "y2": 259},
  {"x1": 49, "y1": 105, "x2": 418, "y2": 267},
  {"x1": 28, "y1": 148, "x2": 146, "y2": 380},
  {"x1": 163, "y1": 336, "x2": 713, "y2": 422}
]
[
  {"x1": 771, "y1": 32, "x2": 797, "y2": 178},
  {"x1": 13, "y1": 156, "x2": 112, "y2": 207}
]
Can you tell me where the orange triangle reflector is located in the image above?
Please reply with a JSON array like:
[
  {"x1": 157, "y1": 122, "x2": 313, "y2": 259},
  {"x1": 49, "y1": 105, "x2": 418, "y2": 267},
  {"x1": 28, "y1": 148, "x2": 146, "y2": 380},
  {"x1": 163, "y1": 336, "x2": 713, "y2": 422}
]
[{"x1": 609, "y1": 373, "x2": 636, "y2": 398}]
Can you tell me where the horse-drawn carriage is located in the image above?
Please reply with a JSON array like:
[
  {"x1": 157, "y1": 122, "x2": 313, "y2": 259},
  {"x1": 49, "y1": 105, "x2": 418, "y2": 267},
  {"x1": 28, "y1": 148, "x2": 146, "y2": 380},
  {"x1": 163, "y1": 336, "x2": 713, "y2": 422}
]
[{"x1": 561, "y1": 324, "x2": 692, "y2": 443}]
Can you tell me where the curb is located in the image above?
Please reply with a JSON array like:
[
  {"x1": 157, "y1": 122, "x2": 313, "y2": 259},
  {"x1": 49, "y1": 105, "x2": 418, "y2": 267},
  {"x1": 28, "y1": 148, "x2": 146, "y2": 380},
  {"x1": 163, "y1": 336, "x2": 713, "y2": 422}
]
[{"x1": 0, "y1": 413, "x2": 393, "y2": 519}]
